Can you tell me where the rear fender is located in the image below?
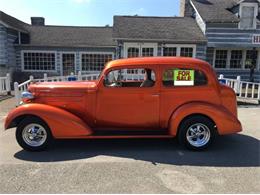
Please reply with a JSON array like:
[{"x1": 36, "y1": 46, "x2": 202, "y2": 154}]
[
  {"x1": 5, "y1": 103, "x2": 93, "y2": 138},
  {"x1": 168, "y1": 102, "x2": 242, "y2": 136}
]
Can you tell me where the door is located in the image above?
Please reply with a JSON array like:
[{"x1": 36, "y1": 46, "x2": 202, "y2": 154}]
[
  {"x1": 96, "y1": 67, "x2": 160, "y2": 129},
  {"x1": 62, "y1": 53, "x2": 75, "y2": 76}
]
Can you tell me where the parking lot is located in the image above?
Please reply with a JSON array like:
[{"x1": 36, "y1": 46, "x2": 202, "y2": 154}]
[{"x1": 0, "y1": 98, "x2": 259, "y2": 193}]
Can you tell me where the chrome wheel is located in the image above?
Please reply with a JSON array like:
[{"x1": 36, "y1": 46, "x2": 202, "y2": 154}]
[
  {"x1": 22, "y1": 123, "x2": 47, "y2": 147},
  {"x1": 186, "y1": 123, "x2": 211, "y2": 148}
]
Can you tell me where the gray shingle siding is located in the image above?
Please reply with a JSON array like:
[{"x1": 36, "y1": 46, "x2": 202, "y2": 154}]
[
  {"x1": 196, "y1": 44, "x2": 207, "y2": 60},
  {"x1": 206, "y1": 23, "x2": 260, "y2": 47},
  {"x1": 0, "y1": 24, "x2": 18, "y2": 77},
  {"x1": 0, "y1": 24, "x2": 8, "y2": 65}
]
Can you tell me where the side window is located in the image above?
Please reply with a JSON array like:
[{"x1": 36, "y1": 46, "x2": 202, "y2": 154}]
[
  {"x1": 104, "y1": 68, "x2": 156, "y2": 88},
  {"x1": 162, "y1": 68, "x2": 207, "y2": 87}
]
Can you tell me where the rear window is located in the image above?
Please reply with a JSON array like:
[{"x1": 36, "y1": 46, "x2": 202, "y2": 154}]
[{"x1": 162, "y1": 68, "x2": 208, "y2": 87}]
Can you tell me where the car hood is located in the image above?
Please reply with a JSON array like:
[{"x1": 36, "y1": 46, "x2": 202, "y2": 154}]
[{"x1": 28, "y1": 81, "x2": 97, "y2": 97}]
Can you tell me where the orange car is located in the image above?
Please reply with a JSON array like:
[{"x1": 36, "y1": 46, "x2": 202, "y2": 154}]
[{"x1": 5, "y1": 57, "x2": 242, "y2": 151}]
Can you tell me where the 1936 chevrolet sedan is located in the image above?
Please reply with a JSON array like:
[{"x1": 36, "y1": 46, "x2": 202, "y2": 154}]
[{"x1": 5, "y1": 57, "x2": 242, "y2": 151}]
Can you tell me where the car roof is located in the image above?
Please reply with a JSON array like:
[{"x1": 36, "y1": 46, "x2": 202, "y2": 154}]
[{"x1": 105, "y1": 57, "x2": 211, "y2": 70}]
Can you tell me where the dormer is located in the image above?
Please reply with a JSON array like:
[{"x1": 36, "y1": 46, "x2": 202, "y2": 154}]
[{"x1": 238, "y1": 0, "x2": 259, "y2": 29}]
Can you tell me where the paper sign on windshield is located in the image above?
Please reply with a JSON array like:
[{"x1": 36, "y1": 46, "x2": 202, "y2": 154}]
[{"x1": 174, "y1": 70, "x2": 194, "y2": 86}]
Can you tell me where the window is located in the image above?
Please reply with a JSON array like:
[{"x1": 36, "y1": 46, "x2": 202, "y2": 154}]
[
  {"x1": 142, "y1": 48, "x2": 154, "y2": 57},
  {"x1": 62, "y1": 53, "x2": 75, "y2": 76},
  {"x1": 240, "y1": 5, "x2": 256, "y2": 29},
  {"x1": 245, "y1": 50, "x2": 258, "y2": 69},
  {"x1": 215, "y1": 50, "x2": 228, "y2": 68},
  {"x1": 180, "y1": 47, "x2": 193, "y2": 57},
  {"x1": 104, "y1": 68, "x2": 155, "y2": 88},
  {"x1": 127, "y1": 48, "x2": 139, "y2": 58},
  {"x1": 81, "y1": 53, "x2": 112, "y2": 71},
  {"x1": 163, "y1": 47, "x2": 177, "y2": 56},
  {"x1": 23, "y1": 52, "x2": 56, "y2": 71},
  {"x1": 162, "y1": 68, "x2": 207, "y2": 87},
  {"x1": 230, "y1": 50, "x2": 243, "y2": 69}
]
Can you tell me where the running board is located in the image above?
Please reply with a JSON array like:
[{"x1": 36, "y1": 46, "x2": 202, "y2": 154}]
[{"x1": 93, "y1": 129, "x2": 169, "y2": 136}]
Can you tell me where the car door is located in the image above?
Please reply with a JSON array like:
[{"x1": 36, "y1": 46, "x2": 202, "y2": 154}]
[{"x1": 96, "y1": 67, "x2": 160, "y2": 129}]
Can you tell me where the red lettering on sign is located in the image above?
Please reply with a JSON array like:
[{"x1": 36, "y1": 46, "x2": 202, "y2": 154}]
[{"x1": 177, "y1": 71, "x2": 191, "y2": 81}]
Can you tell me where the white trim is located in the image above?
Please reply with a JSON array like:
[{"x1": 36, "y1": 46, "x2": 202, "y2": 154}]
[
  {"x1": 163, "y1": 44, "x2": 196, "y2": 58},
  {"x1": 60, "y1": 52, "x2": 77, "y2": 76},
  {"x1": 209, "y1": 37, "x2": 251, "y2": 40},
  {"x1": 206, "y1": 32, "x2": 259, "y2": 35},
  {"x1": 238, "y1": 2, "x2": 258, "y2": 30},
  {"x1": 79, "y1": 51, "x2": 114, "y2": 72},
  {"x1": 21, "y1": 50, "x2": 58, "y2": 72},
  {"x1": 189, "y1": 0, "x2": 206, "y2": 34},
  {"x1": 123, "y1": 42, "x2": 158, "y2": 58}
]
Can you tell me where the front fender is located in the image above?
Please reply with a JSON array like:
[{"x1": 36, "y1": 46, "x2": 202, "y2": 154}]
[
  {"x1": 5, "y1": 103, "x2": 93, "y2": 138},
  {"x1": 168, "y1": 102, "x2": 242, "y2": 136}
]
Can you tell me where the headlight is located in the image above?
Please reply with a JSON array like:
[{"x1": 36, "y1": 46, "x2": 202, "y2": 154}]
[{"x1": 21, "y1": 91, "x2": 34, "y2": 102}]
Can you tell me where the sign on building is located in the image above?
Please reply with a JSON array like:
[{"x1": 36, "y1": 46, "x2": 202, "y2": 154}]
[{"x1": 252, "y1": 34, "x2": 260, "y2": 44}]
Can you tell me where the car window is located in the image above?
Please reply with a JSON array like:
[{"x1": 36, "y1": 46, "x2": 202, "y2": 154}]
[
  {"x1": 104, "y1": 68, "x2": 156, "y2": 88},
  {"x1": 162, "y1": 68, "x2": 208, "y2": 87}
]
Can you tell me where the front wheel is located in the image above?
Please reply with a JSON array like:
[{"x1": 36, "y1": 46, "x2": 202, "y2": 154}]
[
  {"x1": 178, "y1": 116, "x2": 216, "y2": 150},
  {"x1": 16, "y1": 117, "x2": 52, "y2": 151}
]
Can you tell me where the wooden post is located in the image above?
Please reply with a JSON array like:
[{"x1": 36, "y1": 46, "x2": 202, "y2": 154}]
[
  {"x1": 29, "y1": 75, "x2": 34, "y2": 81},
  {"x1": 6, "y1": 73, "x2": 11, "y2": 95},
  {"x1": 78, "y1": 71, "x2": 82, "y2": 81},
  {"x1": 219, "y1": 74, "x2": 224, "y2": 79},
  {"x1": 235, "y1": 76, "x2": 241, "y2": 94},
  {"x1": 14, "y1": 82, "x2": 20, "y2": 106},
  {"x1": 44, "y1": 73, "x2": 48, "y2": 81}
]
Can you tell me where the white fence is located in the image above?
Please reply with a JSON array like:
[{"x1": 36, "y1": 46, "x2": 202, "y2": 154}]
[
  {"x1": 0, "y1": 73, "x2": 11, "y2": 95},
  {"x1": 219, "y1": 74, "x2": 260, "y2": 103}
]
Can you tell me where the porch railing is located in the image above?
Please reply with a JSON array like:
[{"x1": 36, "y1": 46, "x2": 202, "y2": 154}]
[{"x1": 219, "y1": 74, "x2": 260, "y2": 103}]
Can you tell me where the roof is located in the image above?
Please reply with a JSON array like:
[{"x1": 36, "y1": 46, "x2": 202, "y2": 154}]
[
  {"x1": 0, "y1": 11, "x2": 28, "y2": 32},
  {"x1": 113, "y1": 16, "x2": 207, "y2": 43},
  {"x1": 0, "y1": 11, "x2": 116, "y2": 48},
  {"x1": 22, "y1": 25, "x2": 116, "y2": 47},
  {"x1": 105, "y1": 57, "x2": 210, "y2": 70},
  {"x1": 191, "y1": 0, "x2": 241, "y2": 23}
]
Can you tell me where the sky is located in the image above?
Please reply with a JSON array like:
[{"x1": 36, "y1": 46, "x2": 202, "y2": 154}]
[{"x1": 0, "y1": 0, "x2": 180, "y2": 26}]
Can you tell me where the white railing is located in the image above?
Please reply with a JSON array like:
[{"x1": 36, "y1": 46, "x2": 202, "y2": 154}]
[
  {"x1": 219, "y1": 74, "x2": 260, "y2": 103},
  {"x1": 0, "y1": 73, "x2": 11, "y2": 95},
  {"x1": 14, "y1": 72, "x2": 100, "y2": 106}
]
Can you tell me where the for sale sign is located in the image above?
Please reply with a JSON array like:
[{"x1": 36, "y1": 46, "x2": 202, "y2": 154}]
[{"x1": 174, "y1": 70, "x2": 194, "y2": 86}]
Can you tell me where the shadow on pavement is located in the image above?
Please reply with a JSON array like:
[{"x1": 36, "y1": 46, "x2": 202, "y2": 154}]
[{"x1": 14, "y1": 133, "x2": 260, "y2": 167}]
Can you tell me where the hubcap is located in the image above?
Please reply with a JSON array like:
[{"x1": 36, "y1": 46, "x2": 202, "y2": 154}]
[
  {"x1": 22, "y1": 123, "x2": 47, "y2": 147},
  {"x1": 186, "y1": 123, "x2": 211, "y2": 147}
]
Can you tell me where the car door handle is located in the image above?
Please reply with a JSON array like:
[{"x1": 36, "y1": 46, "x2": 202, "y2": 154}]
[{"x1": 152, "y1": 94, "x2": 159, "y2": 96}]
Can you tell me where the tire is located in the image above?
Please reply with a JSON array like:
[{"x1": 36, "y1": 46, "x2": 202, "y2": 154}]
[
  {"x1": 178, "y1": 115, "x2": 216, "y2": 150},
  {"x1": 16, "y1": 117, "x2": 53, "y2": 151}
]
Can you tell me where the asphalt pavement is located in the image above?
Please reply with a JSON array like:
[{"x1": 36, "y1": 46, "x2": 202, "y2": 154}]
[{"x1": 0, "y1": 98, "x2": 259, "y2": 193}]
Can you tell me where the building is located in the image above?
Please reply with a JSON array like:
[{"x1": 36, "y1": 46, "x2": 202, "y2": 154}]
[
  {"x1": 180, "y1": 0, "x2": 260, "y2": 81},
  {"x1": 0, "y1": 0, "x2": 260, "y2": 82}
]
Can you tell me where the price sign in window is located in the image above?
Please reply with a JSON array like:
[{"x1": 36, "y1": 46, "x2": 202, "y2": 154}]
[{"x1": 174, "y1": 70, "x2": 194, "y2": 86}]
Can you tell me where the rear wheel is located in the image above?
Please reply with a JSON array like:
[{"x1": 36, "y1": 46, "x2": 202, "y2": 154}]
[
  {"x1": 178, "y1": 116, "x2": 216, "y2": 150},
  {"x1": 16, "y1": 117, "x2": 52, "y2": 151}
]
